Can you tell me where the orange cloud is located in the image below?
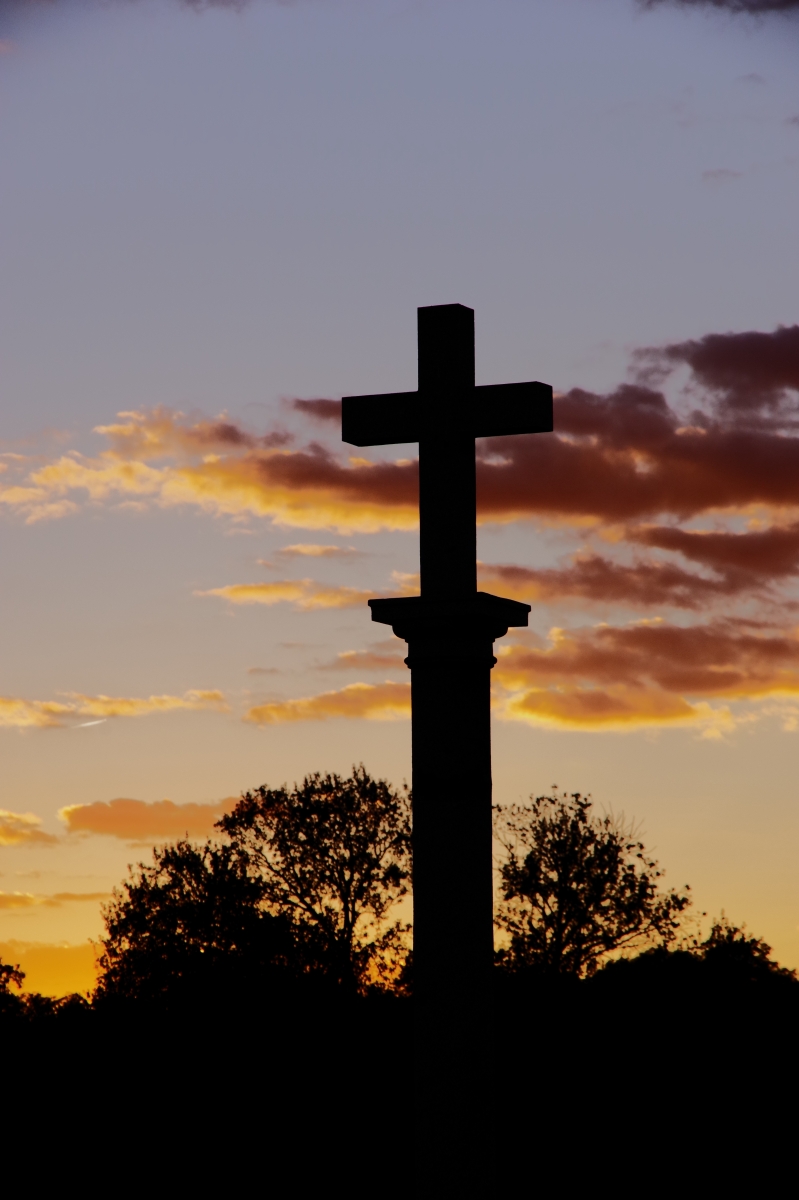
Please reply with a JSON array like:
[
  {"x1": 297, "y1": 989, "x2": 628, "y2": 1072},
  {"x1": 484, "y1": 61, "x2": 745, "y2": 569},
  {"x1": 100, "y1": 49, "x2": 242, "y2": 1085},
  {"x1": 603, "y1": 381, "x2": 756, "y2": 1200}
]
[
  {"x1": 59, "y1": 796, "x2": 238, "y2": 839},
  {"x1": 4, "y1": 408, "x2": 418, "y2": 532},
  {"x1": 0, "y1": 329, "x2": 796, "y2": 540},
  {"x1": 0, "y1": 891, "x2": 38, "y2": 909},
  {"x1": 245, "y1": 681, "x2": 411, "y2": 724},
  {"x1": 492, "y1": 618, "x2": 799, "y2": 730},
  {"x1": 65, "y1": 690, "x2": 227, "y2": 719},
  {"x1": 0, "y1": 810, "x2": 58, "y2": 846},
  {"x1": 273, "y1": 543, "x2": 360, "y2": 559},
  {"x1": 0, "y1": 939, "x2": 99, "y2": 997},
  {"x1": 0, "y1": 697, "x2": 74, "y2": 729},
  {"x1": 0, "y1": 406, "x2": 416, "y2": 531},
  {"x1": 171, "y1": 452, "x2": 417, "y2": 533},
  {"x1": 318, "y1": 645, "x2": 407, "y2": 671},
  {"x1": 49, "y1": 892, "x2": 111, "y2": 904},
  {"x1": 200, "y1": 580, "x2": 375, "y2": 610},
  {"x1": 0, "y1": 690, "x2": 227, "y2": 729},
  {"x1": 500, "y1": 685, "x2": 718, "y2": 732},
  {"x1": 0, "y1": 890, "x2": 111, "y2": 909}
]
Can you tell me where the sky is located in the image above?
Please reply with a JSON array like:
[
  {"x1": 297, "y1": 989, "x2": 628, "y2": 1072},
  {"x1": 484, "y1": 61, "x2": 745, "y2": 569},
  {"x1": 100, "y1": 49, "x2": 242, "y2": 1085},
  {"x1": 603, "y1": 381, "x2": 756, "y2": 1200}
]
[{"x1": 1, "y1": 0, "x2": 798, "y2": 995}]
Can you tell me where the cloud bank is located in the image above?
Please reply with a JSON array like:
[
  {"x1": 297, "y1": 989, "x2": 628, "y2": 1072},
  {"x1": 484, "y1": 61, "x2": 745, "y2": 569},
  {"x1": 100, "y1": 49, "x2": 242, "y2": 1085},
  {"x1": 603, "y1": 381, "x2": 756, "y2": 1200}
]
[
  {"x1": 640, "y1": 0, "x2": 799, "y2": 12},
  {"x1": 0, "y1": 689, "x2": 227, "y2": 730},
  {"x1": 4, "y1": 326, "x2": 799, "y2": 545},
  {"x1": 60, "y1": 796, "x2": 238, "y2": 839},
  {"x1": 3, "y1": 322, "x2": 799, "y2": 736},
  {"x1": 199, "y1": 579, "x2": 377, "y2": 610},
  {"x1": 245, "y1": 681, "x2": 412, "y2": 724},
  {"x1": 0, "y1": 810, "x2": 58, "y2": 846},
  {"x1": 0, "y1": 890, "x2": 110, "y2": 909}
]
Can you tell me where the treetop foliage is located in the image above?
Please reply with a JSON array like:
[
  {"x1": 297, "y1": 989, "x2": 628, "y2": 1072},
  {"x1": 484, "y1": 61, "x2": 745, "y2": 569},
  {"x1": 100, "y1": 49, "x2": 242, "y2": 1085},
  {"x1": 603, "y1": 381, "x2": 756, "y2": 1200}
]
[
  {"x1": 692, "y1": 915, "x2": 797, "y2": 982},
  {"x1": 95, "y1": 839, "x2": 303, "y2": 1007},
  {"x1": 92, "y1": 765, "x2": 412, "y2": 1006},
  {"x1": 494, "y1": 790, "x2": 691, "y2": 978},
  {"x1": 218, "y1": 764, "x2": 412, "y2": 991},
  {"x1": 0, "y1": 960, "x2": 24, "y2": 994}
]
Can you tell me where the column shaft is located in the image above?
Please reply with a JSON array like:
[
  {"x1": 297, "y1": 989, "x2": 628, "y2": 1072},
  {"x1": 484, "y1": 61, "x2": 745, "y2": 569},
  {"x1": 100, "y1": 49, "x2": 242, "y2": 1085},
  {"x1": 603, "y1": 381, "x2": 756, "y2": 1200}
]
[{"x1": 408, "y1": 635, "x2": 496, "y2": 1005}]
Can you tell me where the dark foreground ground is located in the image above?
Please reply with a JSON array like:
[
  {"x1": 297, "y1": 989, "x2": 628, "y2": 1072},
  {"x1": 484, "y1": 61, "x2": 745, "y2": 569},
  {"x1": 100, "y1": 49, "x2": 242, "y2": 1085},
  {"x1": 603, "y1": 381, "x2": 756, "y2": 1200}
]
[{"x1": 3, "y1": 966, "x2": 797, "y2": 1190}]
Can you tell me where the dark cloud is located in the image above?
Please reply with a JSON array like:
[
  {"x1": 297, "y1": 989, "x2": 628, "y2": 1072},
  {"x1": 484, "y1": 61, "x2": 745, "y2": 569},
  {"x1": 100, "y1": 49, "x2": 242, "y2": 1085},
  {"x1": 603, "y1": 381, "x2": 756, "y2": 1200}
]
[
  {"x1": 191, "y1": 419, "x2": 291, "y2": 450},
  {"x1": 481, "y1": 521, "x2": 799, "y2": 612},
  {"x1": 633, "y1": 522, "x2": 799, "y2": 581},
  {"x1": 257, "y1": 441, "x2": 417, "y2": 507},
  {"x1": 499, "y1": 617, "x2": 799, "y2": 700},
  {"x1": 475, "y1": 325, "x2": 799, "y2": 527},
  {"x1": 481, "y1": 555, "x2": 739, "y2": 610},
  {"x1": 292, "y1": 399, "x2": 343, "y2": 424},
  {"x1": 639, "y1": 0, "x2": 799, "y2": 13},
  {"x1": 476, "y1": 383, "x2": 799, "y2": 524},
  {"x1": 638, "y1": 325, "x2": 799, "y2": 421}
]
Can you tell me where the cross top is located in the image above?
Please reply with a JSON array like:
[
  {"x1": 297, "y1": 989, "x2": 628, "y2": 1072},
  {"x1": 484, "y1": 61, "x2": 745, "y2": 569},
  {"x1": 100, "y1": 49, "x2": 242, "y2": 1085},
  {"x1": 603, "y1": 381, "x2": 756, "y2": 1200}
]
[
  {"x1": 343, "y1": 304, "x2": 553, "y2": 446},
  {"x1": 342, "y1": 304, "x2": 553, "y2": 603}
]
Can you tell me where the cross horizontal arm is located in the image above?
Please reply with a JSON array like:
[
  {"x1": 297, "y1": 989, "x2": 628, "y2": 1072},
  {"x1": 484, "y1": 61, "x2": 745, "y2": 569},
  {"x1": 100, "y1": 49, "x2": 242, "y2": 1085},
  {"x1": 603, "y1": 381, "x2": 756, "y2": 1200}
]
[
  {"x1": 341, "y1": 381, "x2": 553, "y2": 447},
  {"x1": 472, "y1": 382, "x2": 553, "y2": 439},
  {"x1": 342, "y1": 390, "x2": 418, "y2": 447}
]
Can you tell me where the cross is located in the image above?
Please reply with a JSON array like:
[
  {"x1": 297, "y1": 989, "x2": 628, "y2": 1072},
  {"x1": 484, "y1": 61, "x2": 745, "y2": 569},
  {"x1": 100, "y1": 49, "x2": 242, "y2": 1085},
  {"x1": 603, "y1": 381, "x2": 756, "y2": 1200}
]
[
  {"x1": 341, "y1": 304, "x2": 553, "y2": 1177},
  {"x1": 343, "y1": 303, "x2": 552, "y2": 600}
]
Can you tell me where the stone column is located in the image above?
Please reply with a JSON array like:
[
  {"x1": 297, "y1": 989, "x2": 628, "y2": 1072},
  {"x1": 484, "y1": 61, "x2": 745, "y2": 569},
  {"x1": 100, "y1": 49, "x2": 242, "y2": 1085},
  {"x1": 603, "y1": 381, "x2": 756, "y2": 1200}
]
[{"x1": 369, "y1": 593, "x2": 528, "y2": 1184}]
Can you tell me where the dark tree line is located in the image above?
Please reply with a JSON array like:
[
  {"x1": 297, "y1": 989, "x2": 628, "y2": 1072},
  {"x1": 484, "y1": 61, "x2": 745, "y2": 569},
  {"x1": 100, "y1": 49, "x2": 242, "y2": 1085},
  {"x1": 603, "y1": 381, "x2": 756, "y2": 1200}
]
[{"x1": 1, "y1": 770, "x2": 795, "y2": 1019}]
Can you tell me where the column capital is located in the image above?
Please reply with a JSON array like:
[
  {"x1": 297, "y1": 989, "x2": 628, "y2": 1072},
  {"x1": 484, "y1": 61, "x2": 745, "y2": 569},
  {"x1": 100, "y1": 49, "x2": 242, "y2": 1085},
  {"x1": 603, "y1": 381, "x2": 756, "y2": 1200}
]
[{"x1": 369, "y1": 591, "x2": 530, "y2": 643}]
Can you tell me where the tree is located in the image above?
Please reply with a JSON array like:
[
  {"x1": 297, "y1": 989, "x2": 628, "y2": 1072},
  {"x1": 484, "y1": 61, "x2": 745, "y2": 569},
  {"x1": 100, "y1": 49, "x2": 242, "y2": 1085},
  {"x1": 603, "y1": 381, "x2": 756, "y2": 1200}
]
[
  {"x1": 95, "y1": 839, "x2": 302, "y2": 1007},
  {"x1": 0, "y1": 959, "x2": 89, "y2": 1022},
  {"x1": 494, "y1": 791, "x2": 690, "y2": 978},
  {"x1": 218, "y1": 765, "x2": 412, "y2": 993},
  {"x1": 590, "y1": 916, "x2": 797, "y2": 999},
  {"x1": 0, "y1": 959, "x2": 25, "y2": 1018},
  {"x1": 698, "y1": 916, "x2": 797, "y2": 984}
]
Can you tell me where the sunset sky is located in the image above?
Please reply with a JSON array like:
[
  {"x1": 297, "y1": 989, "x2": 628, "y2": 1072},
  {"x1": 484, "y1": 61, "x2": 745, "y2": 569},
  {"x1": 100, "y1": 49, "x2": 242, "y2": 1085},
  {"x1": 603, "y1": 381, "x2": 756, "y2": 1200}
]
[{"x1": 1, "y1": 0, "x2": 798, "y2": 994}]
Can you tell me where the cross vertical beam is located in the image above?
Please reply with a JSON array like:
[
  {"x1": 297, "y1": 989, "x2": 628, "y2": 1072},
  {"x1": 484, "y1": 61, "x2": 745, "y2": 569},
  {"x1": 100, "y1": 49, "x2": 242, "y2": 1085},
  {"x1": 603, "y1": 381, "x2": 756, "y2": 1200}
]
[{"x1": 417, "y1": 305, "x2": 477, "y2": 598}]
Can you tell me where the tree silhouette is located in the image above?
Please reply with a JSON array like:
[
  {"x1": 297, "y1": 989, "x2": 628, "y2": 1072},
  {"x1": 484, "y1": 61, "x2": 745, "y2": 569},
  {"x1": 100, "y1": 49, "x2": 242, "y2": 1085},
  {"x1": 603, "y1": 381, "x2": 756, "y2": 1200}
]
[
  {"x1": 218, "y1": 765, "x2": 412, "y2": 993},
  {"x1": 95, "y1": 839, "x2": 303, "y2": 1007},
  {"x1": 494, "y1": 791, "x2": 690, "y2": 977},
  {"x1": 699, "y1": 916, "x2": 797, "y2": 984},
  {"x1": 0, "y1": 959, "x2": 25, "y2": 1018},
  {"x1": 590, "y1": 915, "x2": 798, "y2": 1001}
]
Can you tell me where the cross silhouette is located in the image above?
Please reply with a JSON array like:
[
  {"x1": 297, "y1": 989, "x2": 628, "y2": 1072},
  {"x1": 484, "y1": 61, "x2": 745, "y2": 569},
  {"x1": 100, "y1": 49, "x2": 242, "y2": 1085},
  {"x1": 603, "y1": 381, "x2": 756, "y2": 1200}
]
[
  {"x1": 341, "y1": 304, "x2": 553, "y2": 1176},
  {"x1": 343, "y1": 303, "x2": 552, "y2": 599}
]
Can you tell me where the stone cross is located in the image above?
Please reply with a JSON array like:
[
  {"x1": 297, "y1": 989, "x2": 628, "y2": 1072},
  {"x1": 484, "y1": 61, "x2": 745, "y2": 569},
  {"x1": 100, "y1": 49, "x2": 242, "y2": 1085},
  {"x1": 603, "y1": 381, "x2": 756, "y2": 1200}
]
[{"x1": 342, "y1": 304, "x2": 552, "y2": 1169}]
